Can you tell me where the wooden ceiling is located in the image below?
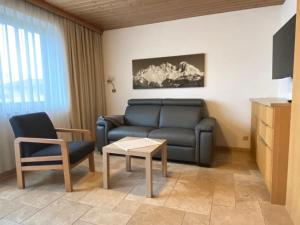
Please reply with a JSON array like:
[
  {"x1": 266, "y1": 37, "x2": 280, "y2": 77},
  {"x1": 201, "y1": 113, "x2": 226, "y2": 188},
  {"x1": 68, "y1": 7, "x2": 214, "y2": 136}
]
[{"x1": 43, "y1": 0, "x2": 285, "y2": 31}]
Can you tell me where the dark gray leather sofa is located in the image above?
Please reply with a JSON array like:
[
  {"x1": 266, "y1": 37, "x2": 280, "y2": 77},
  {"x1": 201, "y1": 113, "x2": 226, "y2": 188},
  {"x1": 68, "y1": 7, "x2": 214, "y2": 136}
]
[{"x1": 96, "y1": 99, "x2": 216, "y2": 166}]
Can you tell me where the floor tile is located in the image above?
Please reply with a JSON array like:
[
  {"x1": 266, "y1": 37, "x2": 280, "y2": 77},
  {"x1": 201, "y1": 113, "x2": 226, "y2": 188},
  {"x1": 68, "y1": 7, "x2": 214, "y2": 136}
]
[
  {"x1": 4, "y1": 205, "x2": 39, "y2": 223},
  {"x1": 72, "y1": 220, "x2": 94, "y2": 225},
  {"x1": 113, "y1": 199, "x2": 141, "y2": 215},
  {"x1": 213, "y1": 184, "x2": 235, "y2": 207},
  {"x1": 182, "y1": 212, "x2": 210, "y2": 225},
  {"x1": 235, "y1": 198, "x2": 260, "y2": 209},
  {"x1": 80, "y1": 206, "x2": 131, "y2": 225},
  {"x1": 165, "y1": 181, "x2": 213, "y2": 215},
  {"x1": 22, "y1": 199, "x2": 91, "y2": 225},
  {"x1": 0, "y1": 219, "x2": 19, "y2": 225},
  {"x1": 79, "y1": 186, "x2": 131, "y2": 209},
  {"x1": 0, "y1": 199, "x2": 23, "y2": 219},
  {"x1": 13, "y1": 186, "x2": 65, "y2": 209},
  {"x1": 127, "y1": 204, "x2": 185, "y2": 225},
  {"x1": 259, "y1": 201, "x2": 294, "y2": 225},
  {"x1": 0, "y1": 185, "x2": 30, "y2": 200},
  {"x1": 210, "y1": 205, "x2": 265, "y2": 225},
  {"x1": 63, "y1": 172, "x2": 102, "y2": 202},
  {"x1": 234, "y1": 174, "x2": 270, "y2": 202},
  {"x1": 126, "y1": 183, "x2": 173, "y2": 206}
]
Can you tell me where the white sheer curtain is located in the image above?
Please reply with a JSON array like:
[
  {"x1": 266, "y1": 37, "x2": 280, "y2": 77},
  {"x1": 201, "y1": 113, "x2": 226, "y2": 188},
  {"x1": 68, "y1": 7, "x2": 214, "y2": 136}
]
[{"x1": 0, "y1": 0, "x2": 70, "y2": 173}]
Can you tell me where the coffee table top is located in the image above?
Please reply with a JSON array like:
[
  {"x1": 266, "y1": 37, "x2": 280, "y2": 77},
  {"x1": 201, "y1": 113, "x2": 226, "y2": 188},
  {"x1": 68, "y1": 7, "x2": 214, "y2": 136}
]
[{"x1": 103, "y1": 137, "x2": 167, "y2": 157}]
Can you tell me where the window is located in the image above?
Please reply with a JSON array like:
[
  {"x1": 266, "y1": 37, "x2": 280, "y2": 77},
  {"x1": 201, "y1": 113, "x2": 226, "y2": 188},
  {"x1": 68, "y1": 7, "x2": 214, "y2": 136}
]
[
  {"x1": 0, "y1": 6, "x2": 69, "y2": 113},
  {"x1": 0, "y1": 25, "x2": 45, "y2": 103}
]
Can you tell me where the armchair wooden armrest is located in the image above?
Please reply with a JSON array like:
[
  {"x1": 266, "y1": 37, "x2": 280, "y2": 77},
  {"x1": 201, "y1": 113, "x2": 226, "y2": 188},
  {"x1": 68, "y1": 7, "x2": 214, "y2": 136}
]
[
  {"x1": 14, "y1": 137, "x2": 69, "y2": 162},
  {"x1": 55, "y1": 128, "x2": 92, "y2": 141},
  {"x1": 15, "y1": 137, "x2": 66, "y2": 145}
]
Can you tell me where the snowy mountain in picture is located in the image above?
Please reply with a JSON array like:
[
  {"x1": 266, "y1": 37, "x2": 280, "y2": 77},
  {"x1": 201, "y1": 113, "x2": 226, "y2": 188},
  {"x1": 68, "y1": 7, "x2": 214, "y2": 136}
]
[{"x1": 132, "y1": 54, "x2": 205, "y2": 89}]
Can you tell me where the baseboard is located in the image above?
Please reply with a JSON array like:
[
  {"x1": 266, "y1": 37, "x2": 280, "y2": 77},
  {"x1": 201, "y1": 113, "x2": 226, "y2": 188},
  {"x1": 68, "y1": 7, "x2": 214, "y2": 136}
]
[
  {"x1": 0, "y1": 169, "x2": 16, "y2": 181},
  {"x1": 215, "y1": 146, "x2": 250, "y2": 152}
]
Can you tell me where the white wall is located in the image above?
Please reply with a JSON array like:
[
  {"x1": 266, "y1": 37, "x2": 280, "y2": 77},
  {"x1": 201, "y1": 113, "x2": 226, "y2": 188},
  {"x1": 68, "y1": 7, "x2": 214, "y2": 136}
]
[
  {"x1": 277, "y1": 0, "x2": 297, "y2": 99},
  {"x1": 102, "y1": 6, "x2": 282, "y2": 149}
]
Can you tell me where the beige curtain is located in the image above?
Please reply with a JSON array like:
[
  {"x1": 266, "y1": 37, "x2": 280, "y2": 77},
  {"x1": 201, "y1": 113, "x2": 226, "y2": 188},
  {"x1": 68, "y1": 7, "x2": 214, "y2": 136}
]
[{"x1": 63, "y1": 20, "x2": 106, "y2": 137}]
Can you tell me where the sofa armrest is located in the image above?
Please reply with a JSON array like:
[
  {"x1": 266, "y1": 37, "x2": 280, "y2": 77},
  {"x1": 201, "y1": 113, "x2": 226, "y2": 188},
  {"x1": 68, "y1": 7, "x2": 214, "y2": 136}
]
[
  {"x1": 195, "y1": 117, "x2": 216, "y2": 132},
  {"x1": 195, "y1": 117, "x2": 216, "y2": 166},
  {"x1": 96, "y1": 115, "x2": 124, "y2": 152},
  {"x1": 97, "y1": 115, "x2": 124, "y2": 127}
]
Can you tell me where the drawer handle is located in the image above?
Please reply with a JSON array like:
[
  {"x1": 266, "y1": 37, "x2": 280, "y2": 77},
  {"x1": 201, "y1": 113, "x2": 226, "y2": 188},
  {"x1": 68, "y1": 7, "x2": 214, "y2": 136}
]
[{"x1": 259, "y1": 136, "x2": 268, "y2": 146}]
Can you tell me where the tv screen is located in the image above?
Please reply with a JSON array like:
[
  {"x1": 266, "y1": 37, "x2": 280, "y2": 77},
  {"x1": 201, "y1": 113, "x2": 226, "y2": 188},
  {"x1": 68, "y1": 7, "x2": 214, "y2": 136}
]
[{"x1": 272, "y1": 15, "x2": 296, "y2": 79}]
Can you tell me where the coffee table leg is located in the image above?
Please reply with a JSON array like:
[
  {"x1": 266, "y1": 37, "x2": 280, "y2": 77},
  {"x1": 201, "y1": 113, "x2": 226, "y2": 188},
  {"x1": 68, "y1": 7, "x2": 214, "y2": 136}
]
[
  {"x1": 145, "y1": 156, "x2": 153, "y2": 198},
  {"x1": 126, "y1": 155, "x2": 131, "y2": 172},
  {"x1": 103, "y1": 152, "x2": 110, "y2": 189},
  {"x1": 161, "y1": 144, "x2": 168, "y2": 177}
]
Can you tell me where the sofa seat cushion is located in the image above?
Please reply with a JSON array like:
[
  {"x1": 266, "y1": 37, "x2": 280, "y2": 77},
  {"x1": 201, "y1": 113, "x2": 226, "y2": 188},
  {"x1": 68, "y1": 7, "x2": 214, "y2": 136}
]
[
  {"x1": 148, "y1": 128, "x2": 195, "y2": 147},
  {"x1": 108, "y1": 126, "x2": 154, "y2": 141},
  {"x1": 31, "y1": 141, "x2": 95, "y2": 164}
]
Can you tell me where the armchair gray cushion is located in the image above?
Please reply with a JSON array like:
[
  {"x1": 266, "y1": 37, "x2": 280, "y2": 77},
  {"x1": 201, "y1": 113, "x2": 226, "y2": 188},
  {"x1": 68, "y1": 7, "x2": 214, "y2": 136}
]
[
  {"x1": 31, "y1": 141, "x2": 95, "y2": 165},
  {"x1": 148, "y1": 128, "x2": 195, "y2": 147}
]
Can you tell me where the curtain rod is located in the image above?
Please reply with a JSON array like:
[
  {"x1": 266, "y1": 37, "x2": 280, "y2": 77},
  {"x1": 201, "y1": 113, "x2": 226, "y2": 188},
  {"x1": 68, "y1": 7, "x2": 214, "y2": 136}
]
[{"x1": 25, "y1": 0, "x2": 103, "y2": 34}]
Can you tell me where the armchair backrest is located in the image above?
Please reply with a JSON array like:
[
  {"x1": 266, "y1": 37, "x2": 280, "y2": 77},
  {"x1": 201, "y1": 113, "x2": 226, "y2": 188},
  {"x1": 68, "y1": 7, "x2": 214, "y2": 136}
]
[{"x1": 9, "y1": 112, "x2": 58, "y2": 157}]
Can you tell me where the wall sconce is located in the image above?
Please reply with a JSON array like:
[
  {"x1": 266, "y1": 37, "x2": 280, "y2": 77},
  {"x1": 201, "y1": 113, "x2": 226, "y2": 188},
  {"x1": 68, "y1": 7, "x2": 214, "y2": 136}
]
[{"x1": 107, "y1": 79, "x2": 116, "y2": 93}]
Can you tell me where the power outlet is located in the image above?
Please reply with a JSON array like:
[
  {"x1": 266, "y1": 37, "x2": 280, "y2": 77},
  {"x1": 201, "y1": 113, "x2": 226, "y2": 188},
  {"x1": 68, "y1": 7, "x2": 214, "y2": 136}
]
[{"x1": 242, "y1": 136, "x2": 249, "y2": 141}]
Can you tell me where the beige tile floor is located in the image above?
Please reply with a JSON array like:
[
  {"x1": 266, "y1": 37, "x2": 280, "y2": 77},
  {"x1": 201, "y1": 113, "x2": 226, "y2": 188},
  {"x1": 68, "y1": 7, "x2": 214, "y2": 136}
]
[{"x1": 0, "y1": 150, "x2": 294, "y2": 225}]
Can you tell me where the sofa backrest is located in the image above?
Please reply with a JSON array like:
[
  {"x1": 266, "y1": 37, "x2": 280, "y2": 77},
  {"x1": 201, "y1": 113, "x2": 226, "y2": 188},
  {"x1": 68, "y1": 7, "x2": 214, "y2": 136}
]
[
  {"x1": 125, "y1": 98, "x2": 204, "y2": 129},
  {"x1": 159, "y1": 99, "x2": 204, "y2": 129},
  {"x1": 124, "y1": 99, "x2": 162, "y2": 127}
]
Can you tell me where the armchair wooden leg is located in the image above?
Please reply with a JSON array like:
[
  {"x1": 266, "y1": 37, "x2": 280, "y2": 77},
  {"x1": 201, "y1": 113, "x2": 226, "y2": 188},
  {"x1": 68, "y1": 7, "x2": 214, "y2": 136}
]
[
  {"x1": 88, "y1": 153, "x2": 95, "y2": 172},
  {"x1": 14, "y1": 143, "x2": 25, "y2": 189},
  {"x1": 61, "y1": 143, "x2": 72, "y2": 192},
  {"x1": 16, "y1": 166, "x2": 25, "y2": 189},
  {"x1": 63, "y1": 168, "x2": 72, "y2": 192}
]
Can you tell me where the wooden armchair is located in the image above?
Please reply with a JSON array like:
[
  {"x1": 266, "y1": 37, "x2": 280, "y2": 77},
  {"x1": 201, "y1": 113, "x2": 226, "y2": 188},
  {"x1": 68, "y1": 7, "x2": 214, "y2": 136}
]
[{"x1": 9, "y1": 112, "x2": 95, "y2": 192}]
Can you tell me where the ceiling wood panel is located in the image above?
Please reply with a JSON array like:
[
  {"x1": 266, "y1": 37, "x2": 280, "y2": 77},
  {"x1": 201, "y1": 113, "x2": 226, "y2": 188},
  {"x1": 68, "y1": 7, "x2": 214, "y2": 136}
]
[{"x1": 43, "y1": 0, "x2": 285, "y2": 30}]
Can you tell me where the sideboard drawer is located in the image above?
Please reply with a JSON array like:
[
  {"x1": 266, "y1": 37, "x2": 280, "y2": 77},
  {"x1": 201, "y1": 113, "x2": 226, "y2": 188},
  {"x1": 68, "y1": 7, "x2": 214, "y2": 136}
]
[
  {"x1": 265, "y1": 146, "x2": 273, "y2": 192},
  {"x1": 256, "y1": 138, "x2": 266, "y2": 174},
  {"x1": 265, "y1": 107, "x2": 274, "y2": 127},
  {"x1": 258, "y1": 121, "x2": 274, "y2": 149},
  {"x1": 259, "y1": 105, "x2": 274, "y2": 128},
  {"x1": 265, "y1": 126, "x2": 274, "y2": 149}
]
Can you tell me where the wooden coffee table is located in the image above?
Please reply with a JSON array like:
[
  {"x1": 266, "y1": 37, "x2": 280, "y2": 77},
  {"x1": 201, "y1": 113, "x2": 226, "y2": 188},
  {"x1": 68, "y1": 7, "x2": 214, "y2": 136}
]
[{"x1": 102, "y1": 137, "x2": 167, "y2": 197}]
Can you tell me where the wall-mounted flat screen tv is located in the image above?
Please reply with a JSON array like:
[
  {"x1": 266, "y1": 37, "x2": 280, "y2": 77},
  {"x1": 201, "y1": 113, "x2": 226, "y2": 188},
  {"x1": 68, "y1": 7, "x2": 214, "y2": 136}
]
[{"x1": 272, "y1": 14, "x2": 296, "y2": 79}]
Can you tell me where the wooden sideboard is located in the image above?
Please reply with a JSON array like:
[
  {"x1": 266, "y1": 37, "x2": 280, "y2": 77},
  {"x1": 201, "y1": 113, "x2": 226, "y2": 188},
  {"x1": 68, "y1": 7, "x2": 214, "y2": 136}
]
[{"x1": 250, "y1": 98, "x2": 291, "y2": 205}]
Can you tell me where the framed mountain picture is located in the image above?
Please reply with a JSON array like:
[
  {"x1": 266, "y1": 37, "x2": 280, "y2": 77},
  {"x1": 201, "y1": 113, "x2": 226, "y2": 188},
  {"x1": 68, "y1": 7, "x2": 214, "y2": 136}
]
[{"x1": 132, "y1": 53, "x2": 205, "y2": 89}]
